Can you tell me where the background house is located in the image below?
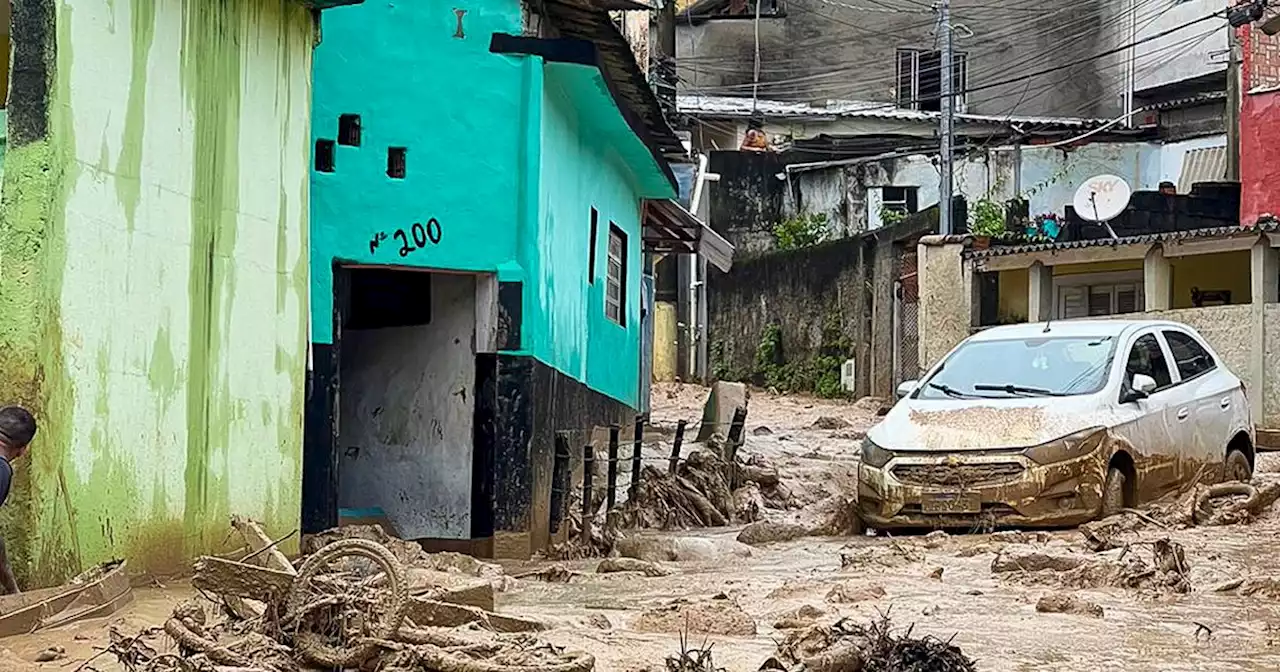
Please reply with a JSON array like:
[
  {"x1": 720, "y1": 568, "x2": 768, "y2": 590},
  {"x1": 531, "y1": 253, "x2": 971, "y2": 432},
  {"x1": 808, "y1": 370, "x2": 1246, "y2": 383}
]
[
  {"x1": 0, "y1": 0, "x2": 357, "y2": 588},
  {"x1": 306, "y1": 0, "x2": 728, "y2": 559},
  {"x1": 1241, "y1": 5, "x2": 1280, "y2": 226}
]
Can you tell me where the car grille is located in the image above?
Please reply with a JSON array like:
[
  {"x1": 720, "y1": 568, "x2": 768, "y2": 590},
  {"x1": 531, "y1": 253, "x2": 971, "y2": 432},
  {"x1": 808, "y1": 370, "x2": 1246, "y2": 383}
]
[{"x1": 891, "y1": 462, "x2": 1025, "y2": 488}]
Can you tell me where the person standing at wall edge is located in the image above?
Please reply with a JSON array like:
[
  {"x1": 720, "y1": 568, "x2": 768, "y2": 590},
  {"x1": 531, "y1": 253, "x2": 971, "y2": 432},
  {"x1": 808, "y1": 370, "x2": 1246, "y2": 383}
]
[{"x1": 0, "y1": 406, "x2": 36, "y2": 595}]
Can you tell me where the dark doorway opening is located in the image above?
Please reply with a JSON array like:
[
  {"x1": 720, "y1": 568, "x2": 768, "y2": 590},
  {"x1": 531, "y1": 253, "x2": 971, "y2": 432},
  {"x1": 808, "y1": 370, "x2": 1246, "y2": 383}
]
[{"x1": 302, "y1": 265, "x2": 490, "y2": 553}]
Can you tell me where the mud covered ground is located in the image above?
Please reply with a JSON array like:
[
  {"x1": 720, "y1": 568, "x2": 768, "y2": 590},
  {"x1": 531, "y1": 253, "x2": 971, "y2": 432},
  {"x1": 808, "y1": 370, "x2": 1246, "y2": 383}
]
[{"x1": 7, "y1": 384, "x2": 1280, "y2": 671}]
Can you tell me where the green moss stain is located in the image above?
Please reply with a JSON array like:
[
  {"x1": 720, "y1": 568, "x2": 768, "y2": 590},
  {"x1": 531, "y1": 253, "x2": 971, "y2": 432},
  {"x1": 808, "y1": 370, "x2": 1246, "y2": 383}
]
[
  {"x1": 116, "y1": 0, "x2": 156, "y2": 233},
  {"x1": 179, "y1": 0, "x2": 244, "y2": 554},
  {"x1": 0, "y1": 0, "x2": 83, "y2": 585}
]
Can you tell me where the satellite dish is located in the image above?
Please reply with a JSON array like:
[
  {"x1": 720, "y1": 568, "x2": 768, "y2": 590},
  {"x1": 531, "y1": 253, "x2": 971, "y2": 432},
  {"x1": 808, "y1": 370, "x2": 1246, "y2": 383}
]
[
  {"x1": 1072, "y1": 175, "x2": 1131, "y2": 240},
  {"x1": 1073, "y1": 175, "x2": 1132, "y2": 222}
]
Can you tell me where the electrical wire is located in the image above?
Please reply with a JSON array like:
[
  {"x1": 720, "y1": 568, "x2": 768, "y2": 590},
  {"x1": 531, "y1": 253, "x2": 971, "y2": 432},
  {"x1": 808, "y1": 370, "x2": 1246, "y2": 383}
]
[
  {"x1": 676, "y1": 0, "x2": 1183, "y2": 105},
  {"x1": 676, "y1": 6, "x2": 1225, "y2": 114}
]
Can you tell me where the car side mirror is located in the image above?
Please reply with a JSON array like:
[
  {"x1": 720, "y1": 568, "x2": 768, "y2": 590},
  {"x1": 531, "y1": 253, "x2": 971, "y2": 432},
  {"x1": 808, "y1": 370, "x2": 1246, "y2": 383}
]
[
  {"x1": 1122, "y1": 373, "x2": 1157, "y2": 403},
  {"x1": 896, "y1": 380, "x2": 919, "y2": 399}
]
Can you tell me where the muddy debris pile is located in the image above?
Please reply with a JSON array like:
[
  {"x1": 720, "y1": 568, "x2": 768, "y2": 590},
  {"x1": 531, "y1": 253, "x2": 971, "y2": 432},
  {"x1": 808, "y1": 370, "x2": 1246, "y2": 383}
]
[
  {"x1": 992, "y1": 539, "x2": 1191, "y2": 593},
  {"x1": 1082, "y1": 477, "x2": 1280, "y2": 547},
  {"x1": 759, "y1": 614, "x2": 976, "y2": 672},
  {"x1": 108, "y1": 521, "x2": 593, "y2": 672}
]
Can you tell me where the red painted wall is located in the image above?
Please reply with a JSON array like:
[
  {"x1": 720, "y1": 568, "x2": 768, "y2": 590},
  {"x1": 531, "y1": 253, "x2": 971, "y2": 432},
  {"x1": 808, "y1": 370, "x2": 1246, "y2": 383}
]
[{"x1": 1241, "y1": 22, "x2": 1280, "y2": 226}]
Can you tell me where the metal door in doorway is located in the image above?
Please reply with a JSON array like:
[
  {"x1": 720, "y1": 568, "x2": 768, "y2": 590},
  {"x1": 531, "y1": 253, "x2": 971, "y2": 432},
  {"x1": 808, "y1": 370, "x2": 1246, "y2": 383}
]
[{"x1": 892, "y1": 245, "x2": 921, "y2": 387}]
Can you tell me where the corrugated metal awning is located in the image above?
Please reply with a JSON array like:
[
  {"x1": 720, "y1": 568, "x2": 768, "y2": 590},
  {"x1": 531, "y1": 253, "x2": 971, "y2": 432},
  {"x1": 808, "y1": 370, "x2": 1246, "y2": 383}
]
[
  {"x1": 642, "y1": 199, "x2": 735, "y2": 272},
  {"x1": 1178, "y1": 146, "x2": 1227, "y2": 193}
]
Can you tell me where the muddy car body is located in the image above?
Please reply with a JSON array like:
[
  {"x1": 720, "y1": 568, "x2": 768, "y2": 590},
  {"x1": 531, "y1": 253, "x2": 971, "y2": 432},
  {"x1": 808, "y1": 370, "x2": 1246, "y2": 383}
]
[{"x1": 858, "y1": 320, "x2": 1254, "y2": 530}]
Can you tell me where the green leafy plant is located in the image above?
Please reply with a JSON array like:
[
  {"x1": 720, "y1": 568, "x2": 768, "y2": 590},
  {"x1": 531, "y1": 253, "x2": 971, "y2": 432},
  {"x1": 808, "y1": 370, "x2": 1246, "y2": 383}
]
[
  {"x1": 748, "y1": 314, "x2": 851, "y2": 398},
  {"x1": 879, "y1": 206, "x2": 907, "y2": 227},
  {"x1": 773, "y1": 213, "x2": 828, "y2": 250},
  {"x1": 969, "y1": 198, "x2": 1005, "y2": 238}
]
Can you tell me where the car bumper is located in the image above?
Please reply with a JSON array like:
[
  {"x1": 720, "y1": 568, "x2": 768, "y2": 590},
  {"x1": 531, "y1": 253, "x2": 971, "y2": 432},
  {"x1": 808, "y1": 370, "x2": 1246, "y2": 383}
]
[{"x1": 857, "y1": 449, "x2": 1108, "y2": 530}]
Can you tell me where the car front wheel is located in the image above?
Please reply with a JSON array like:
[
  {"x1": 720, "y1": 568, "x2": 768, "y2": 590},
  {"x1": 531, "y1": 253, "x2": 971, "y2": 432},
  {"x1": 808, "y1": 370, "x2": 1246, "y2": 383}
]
[{"x1": 1100, "y1": 466, "x2": 1127, "y2": 519}]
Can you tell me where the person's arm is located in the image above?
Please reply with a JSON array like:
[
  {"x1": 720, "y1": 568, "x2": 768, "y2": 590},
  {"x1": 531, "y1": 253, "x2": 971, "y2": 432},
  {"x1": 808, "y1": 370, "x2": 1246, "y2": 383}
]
[{"x1": 0, "y1": 462, "x2": 16, "y2": 594}]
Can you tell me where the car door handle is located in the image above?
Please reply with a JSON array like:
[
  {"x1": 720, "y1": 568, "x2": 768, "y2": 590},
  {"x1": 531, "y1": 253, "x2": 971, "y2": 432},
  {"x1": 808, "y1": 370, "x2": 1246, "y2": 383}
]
[
  {"x1": 1177, "y1": 408, "x2": 1190, "y2": 421},
  {"x1": 1221, "y1": 397, "x2": 1232, "y2": 410}
]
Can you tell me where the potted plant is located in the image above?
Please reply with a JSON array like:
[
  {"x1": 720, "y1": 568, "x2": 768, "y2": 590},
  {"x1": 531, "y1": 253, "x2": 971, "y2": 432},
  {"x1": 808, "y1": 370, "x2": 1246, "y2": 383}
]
[{"x1": 968, "y1": 198, "x2": 1005, "y2": 250}]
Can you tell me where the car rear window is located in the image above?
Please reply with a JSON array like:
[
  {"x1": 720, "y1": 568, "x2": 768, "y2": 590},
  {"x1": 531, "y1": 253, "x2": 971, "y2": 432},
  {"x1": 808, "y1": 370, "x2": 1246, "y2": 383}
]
[
  {"x1": 1163, "y1": 330, "x2": 1216, "y2": 381},
  {"x1": 917, "y1": 335, "x2": 1118, "y2": 399}
]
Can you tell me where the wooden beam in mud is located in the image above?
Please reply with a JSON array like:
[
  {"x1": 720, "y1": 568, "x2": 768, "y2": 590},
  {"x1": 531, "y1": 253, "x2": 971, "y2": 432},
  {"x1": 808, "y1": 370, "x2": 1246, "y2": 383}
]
[
  {"x1": 230, "y1": 516, "x2": 297, "y2": 575},
  {"x1": 192, "y1": 557, "x2": 295, "y2": 600}
]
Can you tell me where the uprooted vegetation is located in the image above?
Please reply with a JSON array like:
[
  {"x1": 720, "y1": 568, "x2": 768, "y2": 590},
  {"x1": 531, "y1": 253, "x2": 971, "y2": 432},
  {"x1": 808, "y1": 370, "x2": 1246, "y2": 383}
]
[
  {"x1": 103, "y1": 521, "x2": 593, "y2": 672},
  {"x1": 759, "y1": 613, "x2": 976, "y2": 672}
]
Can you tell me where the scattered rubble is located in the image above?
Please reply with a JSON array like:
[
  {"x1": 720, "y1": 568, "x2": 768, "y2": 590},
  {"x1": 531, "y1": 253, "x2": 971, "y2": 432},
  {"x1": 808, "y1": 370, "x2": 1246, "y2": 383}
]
[
  {"x1": 733, "y1": 482, "x2": 766, "y2": 523},
  {"x1": 840, "y1": 541, "x2": 923, "y2": 569},
  {"x1": 1035, "y1": 593, "x2": 1105, "y2": 618},
  {"x1": 616, "y1": 535, "x2": 753, "y2": 563},
  {"x1": 759, "y1": 614, "x2": 976, "y2": 672},
  {"x1": 992, "y1": 539, "x2": 1191, "y2": 593},
  {"x1": 587, "y1": 613, "x2": 613, "y2": 630},
  {"x1": 597, "y1": 557, "x2": 672, "y2": 577},
  {"x1": 825, "y1": 583, "x2": 887, "y2": 604},
  {"x1": 737, "y1": 521, "x2": 809, "y2": 546},
  {"x1": 696, "y1": 381, "x2": 749, "y2": 442},
  {"x1": 772, "y1": 604, "x2": 828, "y2": 630},
  {"x1": 632, "y1": 595, "x2": 758, "y2": 636},
  {"x1": 811, "y1": 416, "x2": 850, "y2": 430},
  {"x1": 106, "y1": 520, "x2": 594, "y2": 672}
]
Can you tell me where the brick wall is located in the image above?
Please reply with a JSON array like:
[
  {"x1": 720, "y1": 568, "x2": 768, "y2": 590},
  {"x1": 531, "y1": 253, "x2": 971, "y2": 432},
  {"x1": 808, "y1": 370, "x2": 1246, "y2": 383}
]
[
  {"x1": 1240, "y1": 18, "x2": 1280, "y2": 225},
  {"x1": 1244, "y1": 14, "x2": 1280, "y2": 91}
]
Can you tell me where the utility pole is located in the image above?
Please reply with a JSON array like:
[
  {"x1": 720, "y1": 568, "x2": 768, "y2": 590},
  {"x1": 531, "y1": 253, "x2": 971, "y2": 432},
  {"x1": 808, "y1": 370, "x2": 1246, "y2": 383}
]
[
  {"x1": 938, "y1": 0, "x2": 955, "y2": 235},
  {"x1": 1226, "y1": 25, "x2": 1241, "y2": 181}
]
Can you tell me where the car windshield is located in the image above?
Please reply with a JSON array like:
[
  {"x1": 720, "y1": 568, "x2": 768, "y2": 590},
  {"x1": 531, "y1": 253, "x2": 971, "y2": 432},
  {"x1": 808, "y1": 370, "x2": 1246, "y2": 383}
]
[{"x1": 916, "y1": 335, "x2": 1118, "y2": 399}]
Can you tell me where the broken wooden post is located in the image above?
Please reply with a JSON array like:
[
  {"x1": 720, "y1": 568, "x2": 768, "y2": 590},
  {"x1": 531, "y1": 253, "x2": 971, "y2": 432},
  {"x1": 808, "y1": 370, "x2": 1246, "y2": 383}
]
[
  {"x1": 551, "y1": 433, "x2": 571, "y2": 534},
  {"x1": 669, "y1": 419, "x2": 687, "y2": 475},
  {"x1": 581, "y1": 444, "x2": 594, "y2": 544},
  {"x1": 629, "y1": 415, "x2": 644, "y2": 500},
  {"x1": 727, "y1": 406, "x2": 748, "y2": 490},
  {"x1": 606, "y1": 424, "x2": 620, "y2": 510}
]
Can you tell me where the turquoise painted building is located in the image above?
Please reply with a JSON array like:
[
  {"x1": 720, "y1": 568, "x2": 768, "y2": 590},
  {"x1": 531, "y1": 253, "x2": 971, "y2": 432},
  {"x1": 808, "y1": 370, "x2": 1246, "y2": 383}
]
[{"x1": 305, "y1": 0, "x2": 730, "y2": 556}]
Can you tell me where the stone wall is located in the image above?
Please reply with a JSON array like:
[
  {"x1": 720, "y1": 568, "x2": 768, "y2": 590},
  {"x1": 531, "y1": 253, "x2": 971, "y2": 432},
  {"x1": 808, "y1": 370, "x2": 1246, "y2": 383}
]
[{"x1": 707, "y1": 236, "x2": 870, "y2": 397}]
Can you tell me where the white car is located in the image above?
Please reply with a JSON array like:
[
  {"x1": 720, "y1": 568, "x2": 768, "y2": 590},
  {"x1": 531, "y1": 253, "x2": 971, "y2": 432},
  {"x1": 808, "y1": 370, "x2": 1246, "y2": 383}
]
[{"x1": 858, "y1": 319, "x2": 1253, "y2": 529}]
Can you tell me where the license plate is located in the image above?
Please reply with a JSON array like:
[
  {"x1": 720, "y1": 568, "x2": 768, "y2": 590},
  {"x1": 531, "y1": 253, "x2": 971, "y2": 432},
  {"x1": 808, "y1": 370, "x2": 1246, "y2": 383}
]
[{"x1": 922, "y1": 492, "x2": 981, "y2": 514}]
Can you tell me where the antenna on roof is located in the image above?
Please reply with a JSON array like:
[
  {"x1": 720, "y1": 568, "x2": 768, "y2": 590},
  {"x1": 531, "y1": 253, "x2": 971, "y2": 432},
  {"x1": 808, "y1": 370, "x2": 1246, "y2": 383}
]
[{"x1": 1043, "y1": 315, "x2": 1052, "y2": 333}]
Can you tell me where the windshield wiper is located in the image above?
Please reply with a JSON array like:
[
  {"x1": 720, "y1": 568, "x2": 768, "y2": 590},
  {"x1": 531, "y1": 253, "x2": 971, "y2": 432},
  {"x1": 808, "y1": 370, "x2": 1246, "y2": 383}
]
[
  {"x1": 928, "y1": 383, "x2": 971, "y2": 399},
  {"x1": 972, "y1": 383, "x2": 1066, "y2": 397}
]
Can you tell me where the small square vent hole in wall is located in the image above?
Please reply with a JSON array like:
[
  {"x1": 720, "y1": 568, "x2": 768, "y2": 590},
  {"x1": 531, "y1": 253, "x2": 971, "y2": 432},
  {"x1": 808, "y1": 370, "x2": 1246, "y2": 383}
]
[
  {"x1": 387, "y1": 147, "x2": 407, "y2": 179},
  {"x1": 315, "y1": 139, "x2": 336, "y2": 173},
  {"x1": 338, "y1": 114, "x2": 362, "y2": 146}
]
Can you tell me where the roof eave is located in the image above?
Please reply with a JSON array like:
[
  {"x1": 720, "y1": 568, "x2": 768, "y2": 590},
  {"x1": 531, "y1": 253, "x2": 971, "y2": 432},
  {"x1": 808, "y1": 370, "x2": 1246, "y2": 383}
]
[{"x1": 491, "y1": 33, "x2": 678, "y2": 194}]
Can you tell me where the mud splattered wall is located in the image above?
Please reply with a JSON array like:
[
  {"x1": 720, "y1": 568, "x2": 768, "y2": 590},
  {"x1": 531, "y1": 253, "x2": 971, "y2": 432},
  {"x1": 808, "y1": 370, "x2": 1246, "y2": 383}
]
[{"x1": 0, "y1": 0, "x2": 314, "y2": 586}]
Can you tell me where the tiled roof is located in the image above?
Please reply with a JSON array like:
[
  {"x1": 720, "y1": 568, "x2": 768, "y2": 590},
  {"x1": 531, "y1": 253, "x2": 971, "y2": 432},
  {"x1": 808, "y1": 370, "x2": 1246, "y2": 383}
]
[{"x1": 964, "y1": 222, "x2": 1280, "y2": 259}]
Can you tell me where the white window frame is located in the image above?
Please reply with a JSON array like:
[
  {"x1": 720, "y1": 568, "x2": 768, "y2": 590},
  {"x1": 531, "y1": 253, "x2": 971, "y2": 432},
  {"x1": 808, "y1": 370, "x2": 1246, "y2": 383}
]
[
  {"x1": 605, "y1": 225, "x2": 626, "y2": 326},
  {"x1": 1053, "y1": 270, "x2": 1145, "y2": 319},
  {"x1": 895, "y1": 48, "x2": 968, "y2": 113}
]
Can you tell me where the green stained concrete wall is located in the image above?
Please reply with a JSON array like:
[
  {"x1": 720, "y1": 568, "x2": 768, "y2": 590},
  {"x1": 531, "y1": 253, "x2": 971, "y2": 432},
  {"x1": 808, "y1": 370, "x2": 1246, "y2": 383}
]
[
  {"x1": 311, "y1": 3, "x2": 675, "y2": 409},
  {"x1": 0, "y1": 0, "x2": 313, "y2": 586}
]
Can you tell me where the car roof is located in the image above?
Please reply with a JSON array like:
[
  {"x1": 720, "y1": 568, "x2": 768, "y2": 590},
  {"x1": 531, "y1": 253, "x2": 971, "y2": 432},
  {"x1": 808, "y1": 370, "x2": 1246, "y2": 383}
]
[{"x1": 967, "y1": 319, "x2": 1198, "y2": 343}]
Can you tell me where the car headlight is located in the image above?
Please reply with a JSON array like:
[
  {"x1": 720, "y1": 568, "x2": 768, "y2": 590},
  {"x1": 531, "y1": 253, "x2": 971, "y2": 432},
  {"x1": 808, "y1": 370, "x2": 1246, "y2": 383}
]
[
  {"x1": 1022, "y1": 427, "x2": 1106, "y2": 466},
  {"x1": 861, "y1": 438, "x2": 894, "y2": 468}
]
